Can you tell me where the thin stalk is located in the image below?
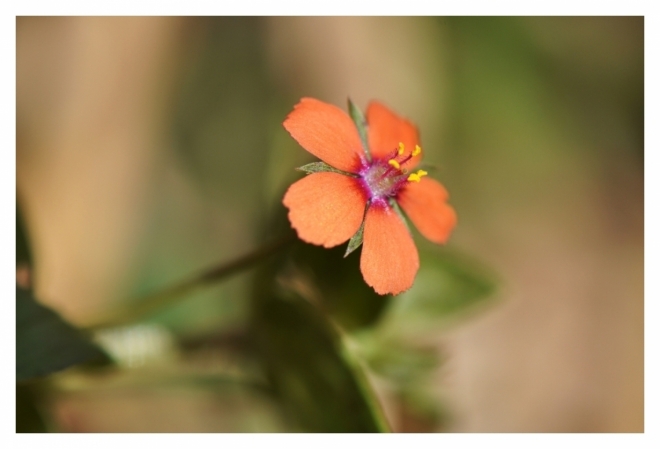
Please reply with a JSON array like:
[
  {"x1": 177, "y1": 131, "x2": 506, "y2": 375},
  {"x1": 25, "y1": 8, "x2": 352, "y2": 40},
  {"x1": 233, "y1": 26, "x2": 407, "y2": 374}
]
[{"x1": 83, "y1": 234, "x2": 295, "y2": 331}]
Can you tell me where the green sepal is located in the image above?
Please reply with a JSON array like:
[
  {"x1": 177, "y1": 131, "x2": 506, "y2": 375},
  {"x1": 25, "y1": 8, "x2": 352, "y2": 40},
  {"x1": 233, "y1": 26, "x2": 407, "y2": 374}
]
[
  {"x1": 344, "y1": 220, "x2": 365, "y2": 258},
  {"x1": 348, "y1": 98, "x2": 371, "y2": 161},
  {"x1": 344, "y1": 201, "x2": 370, "y2": 258},
  {"x1": 296, "y1": 162, "x2": 357, "y2": 177},
  {"x1": 389, "y1": 198, "x2": 411, "y2": 233}
]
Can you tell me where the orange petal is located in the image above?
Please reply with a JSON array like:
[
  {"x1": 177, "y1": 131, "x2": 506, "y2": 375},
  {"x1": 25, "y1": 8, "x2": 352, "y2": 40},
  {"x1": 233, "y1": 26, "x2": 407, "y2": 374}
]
[
  {"x1": 366, "y1": 101, "x2": 421, "y2": 168},
  {"x1": 360, "y1": 204, "x2": 419, "y2": 295},
  {"x1": 283, "y1": 172, "x2": 367, "y2": 248},
  {"x1": 283, "y1": 98, "x2": 365, "y2": 173},
  {"x1": 397, "y1": 178, "x2": 457, "y2": 244}
]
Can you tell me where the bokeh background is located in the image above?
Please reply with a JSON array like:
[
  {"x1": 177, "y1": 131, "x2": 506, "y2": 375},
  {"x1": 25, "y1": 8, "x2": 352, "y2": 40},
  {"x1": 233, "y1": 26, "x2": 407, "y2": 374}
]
[{"x1": 16, "y1": 16, "x2": 643, "y2": 432}]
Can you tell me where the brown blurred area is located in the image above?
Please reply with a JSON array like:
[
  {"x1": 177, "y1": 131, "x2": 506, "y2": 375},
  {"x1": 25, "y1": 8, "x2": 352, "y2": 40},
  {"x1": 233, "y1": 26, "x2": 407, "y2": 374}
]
[
  {"x1": 17, "y1": 17, "x2": 643, "y2": 432},
  {"x1": 17, "y1": 17, "x2": 187, "y2": 324}
]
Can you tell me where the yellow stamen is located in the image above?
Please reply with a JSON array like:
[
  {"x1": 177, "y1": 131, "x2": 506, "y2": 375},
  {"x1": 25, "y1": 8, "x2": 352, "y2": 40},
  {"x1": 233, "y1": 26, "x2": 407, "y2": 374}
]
[
  {"x1": 398, "y1": 142, "x2": 405, "y2": 155},
  {"x1": 412, "y1": 145, "x2": 422, "y2": 157},
  {"x1": 407, "y1": 170, "x2": 428, "y2": 183},
  {"x1": 388, "y1": 159, "x2": 401, "y2": 170}
]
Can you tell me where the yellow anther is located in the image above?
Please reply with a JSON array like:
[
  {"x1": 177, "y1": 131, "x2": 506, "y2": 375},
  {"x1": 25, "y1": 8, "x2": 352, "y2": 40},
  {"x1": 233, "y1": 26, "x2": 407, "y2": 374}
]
[
  {"x1": 398, "y1": 142, "x2": 405, "y2": 155},
  {"x1": 388, "y1": 159, "x2": 401, "y2": 170},
  {"x1": 412, "y1": 145, "x2": 422, "y2": 157},
  {"x1": 407, "y1": 170, "x2": 428, "y2": 183}
]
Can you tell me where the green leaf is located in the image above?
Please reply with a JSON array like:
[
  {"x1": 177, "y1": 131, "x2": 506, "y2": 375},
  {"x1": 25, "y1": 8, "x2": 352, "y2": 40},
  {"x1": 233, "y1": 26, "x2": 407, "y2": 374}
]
[
  {"x1": 252, "y1": 292, "x2": 389, "y2": 432},
  {"x1": 17, "y1": 286, "x2": 110, "y2": 381},
  {"x1": 378, "y1": 247, "x2": 498, "y2": 338},
  {"x1": 352, "y1": 332, "x2": 440, "y2": 385},
  {"x1": 348, "y1": 98, "x2": 371, "y2": 161},
  {"x1": 289, "y1": 241, "x2": 389, "y2": 331},
  {"x1": 296, "y1": 161, "x2": 356, "y2": 177}
]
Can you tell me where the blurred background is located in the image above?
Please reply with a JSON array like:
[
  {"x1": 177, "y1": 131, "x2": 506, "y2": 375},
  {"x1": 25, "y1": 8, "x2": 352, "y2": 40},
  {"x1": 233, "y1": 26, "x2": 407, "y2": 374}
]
[{"x1": 16, "y1": 16, "x2": 643, "y2": 432}]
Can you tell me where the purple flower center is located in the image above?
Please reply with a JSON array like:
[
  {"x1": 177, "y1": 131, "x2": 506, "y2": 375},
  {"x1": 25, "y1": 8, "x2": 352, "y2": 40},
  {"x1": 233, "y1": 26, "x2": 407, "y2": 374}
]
[
  {"x1": 356, "y1": 143, "x2": 427, "y2": 207},
  {"x1": 359, "y1": 159, "x2": 408, "y2": 207}
]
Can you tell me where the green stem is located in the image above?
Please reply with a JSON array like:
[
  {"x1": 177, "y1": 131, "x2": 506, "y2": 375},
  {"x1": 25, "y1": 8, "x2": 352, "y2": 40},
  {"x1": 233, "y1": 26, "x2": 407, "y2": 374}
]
[
  {"x1": 333, "y1": 322, "x2": 392, "y2": 433},
  {"x1": 83, "y1": 234, "x2": 295, "y2": 331}
]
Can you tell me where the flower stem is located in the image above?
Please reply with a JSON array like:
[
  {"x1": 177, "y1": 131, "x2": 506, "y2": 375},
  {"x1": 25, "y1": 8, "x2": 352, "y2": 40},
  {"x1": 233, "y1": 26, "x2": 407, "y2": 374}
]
[{"x1": 83, "y1": 234, "x2": 296, "y2": 331}]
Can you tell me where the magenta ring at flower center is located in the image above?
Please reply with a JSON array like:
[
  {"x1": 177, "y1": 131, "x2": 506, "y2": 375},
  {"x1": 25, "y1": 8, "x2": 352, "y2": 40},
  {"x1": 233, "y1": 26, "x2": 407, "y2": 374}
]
[{"x1": 358, "y1": 159, "x2": 408, "y2": 207}]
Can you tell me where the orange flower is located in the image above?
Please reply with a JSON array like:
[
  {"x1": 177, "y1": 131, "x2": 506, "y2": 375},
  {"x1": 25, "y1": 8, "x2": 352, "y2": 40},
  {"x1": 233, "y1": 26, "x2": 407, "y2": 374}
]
[{"x1": 282, "y1": 98, "x2": 457, "y2": 295}]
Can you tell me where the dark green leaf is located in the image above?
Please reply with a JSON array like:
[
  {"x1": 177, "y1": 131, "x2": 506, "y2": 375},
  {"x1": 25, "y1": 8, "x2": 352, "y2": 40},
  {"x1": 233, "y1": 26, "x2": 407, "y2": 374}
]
[
  {"x1": 296, "y1": 162, "x2": 356, "y2": 177},
  {"x1": 16, "y1": 384, "x2": 47, "y2": 433},
  {"x1": 348, "y1": 98, "x2": 371, "y2": 161},
  {"x1": 290, "y1": 241, "x2": 389, "y2": 331},
  {"x1": 251, "y1": 291, "x2": 389, "y2": 432},
  {"x1": 17, "y1": 286, "x2": 109, "y2": 381}
]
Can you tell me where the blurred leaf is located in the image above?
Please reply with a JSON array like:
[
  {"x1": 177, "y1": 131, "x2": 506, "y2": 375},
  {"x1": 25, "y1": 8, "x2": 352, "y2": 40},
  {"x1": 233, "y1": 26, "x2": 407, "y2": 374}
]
[
  {"x1": 16, "y1": 384, "x2": 46, "y2": 433},
  {"x1": 16, "y1": 204, "x2": 47, "y2": 433},
  {"x1": 251, "y1": 291, "x2": 389, "y2": 432},
  {"x1": 17, "y1": 286, "x2": 110, "y2": 382},
  {"x1": 16, "y1": 204, "x2": 31, "y2": 266},
  {"x1": 378, "y1": 246, "x2": 498, "y2": 338},
  {"x1": 351, "y1": 332, "x2": 440, "y2": 385},
  {"x1": 290, "y1": 241, "x2": 390, "y2": 331}
]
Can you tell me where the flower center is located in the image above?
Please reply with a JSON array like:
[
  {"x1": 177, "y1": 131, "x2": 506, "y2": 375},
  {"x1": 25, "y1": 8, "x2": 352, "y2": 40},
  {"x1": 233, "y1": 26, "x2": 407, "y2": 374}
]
[{"x1": 359, "y1": 142, "x2": 428, "y2": 206}]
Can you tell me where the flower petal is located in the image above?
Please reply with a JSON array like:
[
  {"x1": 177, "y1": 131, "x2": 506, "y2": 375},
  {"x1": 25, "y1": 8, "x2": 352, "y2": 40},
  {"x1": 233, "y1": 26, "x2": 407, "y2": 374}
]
[
  {"x1": 397, "y1": 178, "x2": 457, "y2": 244},
  {"x1": 366, "y1": 101, "x2": 421, "y2": 168},
  {"x1": 360, "y1": 204, "x2": 419, "y2": 295},
  {"x1": 283, "y1": 98, "x2": 365, "y2": 173},
  {"x1": 283, "y1": 172, "x2": 367, "y2": 248}
]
